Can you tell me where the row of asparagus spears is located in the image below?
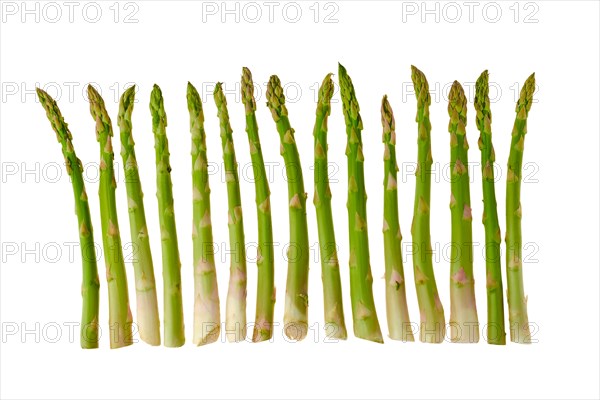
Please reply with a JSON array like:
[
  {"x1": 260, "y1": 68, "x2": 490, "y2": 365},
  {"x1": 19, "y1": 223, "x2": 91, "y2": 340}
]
[{"x1": 36, "y1": 65, "x2": 535, "y2": 348}]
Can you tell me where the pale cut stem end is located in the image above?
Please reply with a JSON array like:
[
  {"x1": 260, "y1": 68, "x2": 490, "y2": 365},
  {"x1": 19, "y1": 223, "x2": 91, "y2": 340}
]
[
  {"x1": 510, "y1": 323, "x2": 532, "y2": 344},
  {"x1": 389, "y1": 332, "x2": 416, "y2": 342},
  {"x1": 225, "y1": 323, "x2": 247, "y2": 343},
  {"x1": 419, "y1": 322, "x2": 446, "y2": 344},
  {"x1": 449, "y1": 313, "x2": 480, "y2": 343},
  {"x1": 225, "y1": 293, "x2": 247, "y2": 342},
  {"x1": 193, "y1": 300, "x2": 221, "y2": 346},
  {"x1": 284, "y1": 293, "x2": 308, "y2": 341},
  {"x1": 352, "y1": 317, "x2": 384, "y2": 343},
  {"x1": 325, "y1": 322, "x2": 348, "y2": 340},
  {"x1": 284, "y1": 322, "x2": 308, "y2": 341},
  {"x1": 354, "y1": 329, "x2": 384, "y2": 344},
  {"x1": 252, "y1": 321, "x2": 273, "y2": 343},
  {"x1": 136, "y1": 290, "x2": 161, "y2": 346},
  {"x1": 109, "y1": 324, "x2": 134, "y2": 349},
  {"x1": 388, "y1": 306, "x2": 415, "y2": 342},
  {"x1": 450, "y1": 287, "x2": 479, "y2": 343},
  {"x1": 193, "y1": 324, "x2": 220, "y2": 346}
]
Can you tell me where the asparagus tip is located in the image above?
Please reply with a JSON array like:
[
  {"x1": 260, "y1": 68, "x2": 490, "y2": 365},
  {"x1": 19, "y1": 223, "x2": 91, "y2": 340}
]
[
  {"x1": 150, "y1": 84, "x2": 163, "y2": 109},
  {"x1": 517, "y1": 73, "x2": 536, "y2": 115},
  {"x1": 242, "y1": 66, "x2": 251, "y2": 78},
  {"x1": 474, "y1": 71, "x2": 491, "y2": 128},
  {"x1": 186, "y1": 82, "x2": 199, "y2": 111},
  {"x1": 448, "y1": 81, "x2": 467, "y2": 128},
  {"x1": 187, "y1": 81, "x2": 199, "y2": 96},
  {"x1": 241, "y1": 67, "x2": 253, "y2": 90},
  {"x1": 449, "y1": 80, "x2": 465, "y2": 102},
  {"x1": 241, "y1": 67, "x2": 257, "y2": 113},
  {"x1": 475, "y1": 70, "x2": 489, "y2": 98},
  {"x1": 410, "y1": 66, "x2": 431, "y2": 109},
  {"x1": 86, "y1": 84, "x2": 101, "y2": 102},
  {"x1": 119, "y1": 85, "x2": 136, "y2": 110},
  {"x1": 410, "y1": 65, "x2": 423, "y2": 81},
  {"x1": 123, "y1": 84, "x2": 136, "y2": 95},
  {"x1": 381, "y1": 95, "x2": 396, "y2": 145},
  {"x1": 186, "y1": 81, "x2": 203, "y2": 120},
  {"x1": 214, "y1": 82, "x2": 226, "y2": 107},
  {"x1": 318, "y1": 73, "x2": 334, "y2": 106},
  {"x1": 266, "y1": 75, "x2": 285, "y2": 113}
]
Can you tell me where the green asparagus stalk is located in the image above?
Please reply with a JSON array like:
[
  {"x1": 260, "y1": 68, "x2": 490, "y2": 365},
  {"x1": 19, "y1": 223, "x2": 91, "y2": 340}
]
[
  {"x1": 381, "y1": 95, "x2": 414, "y2": 342},
  {"x1": 474, "y1": 71, "x2": 506, "y2": 345},
  {"x1": 313, "y1": 73, "x2": 347, "y2": 340},
  {"x1": 187, "y1": 82, "x2": 221, "y2": 346},
  {"x1": 410, "y1": 66, "x2": 446, "y2": 343},
  {"x1": 87, "y1": 85, "x2": 133, "y2": 349},
  {"x1": 118, "y1": 86, "x2": 161, "y2": 346},
  {"x1": 214, "y1": 83, "x2": 247, "y2": 342},
  {"x1": 241, "y1": 68, "x2": 276, "y2": 342},
  {"x1": 506, "y1": 73, "x2": 535, "y2": 344},
  {"x1": 338, "y1": 63, "x2": 383, "y2": 343},
  {"x1": 150, "y1": 84, "x2": 185, "y2": 347},
  {"x1": 37, "y1": 88, "x2": 100, "y2": 349},
  {"x1": 266, "y1": 75, "x2": 309, "y2": 341},
  {"x1": 447, "y1": 81, "x2": 479, "y2": 343}
]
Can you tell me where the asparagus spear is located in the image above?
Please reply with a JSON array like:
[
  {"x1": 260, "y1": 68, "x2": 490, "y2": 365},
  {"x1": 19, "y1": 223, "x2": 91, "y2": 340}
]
[
  {"x1": 313, "y1": 73, "x2": 347, "y2": 340},
  {"x1": 266, "y1": 75, "x2": 309, "y2": 341},
  {"x1": 187, "y1": 82, "x2": 221, "y2": 346},
  {"x1": 37, "y1": 88, "x2": 100, "y2": 349},
  {"x1": 118, "y1": 86, "x2": 161, "y2": 346},
  {"x1": 214, "y1": 83, "x2": 247, "y2": 342},
  {"x1": 241, "y1": 68, "x2": 276, "y2": 342},
  {"x1": 506, "y1": 73, "x2": 535, "y2": 344},
  {"x1": 150, "y1": 84, "x2": 185, "y2": 347},
  {"x1": 474, "y1": 71, "x2": 506, "y2": 345},
  {"x1": 410, "y1": 66, "x2": 446, "y2": 343},
  {"x1": 447, "y1": 81, "x2": 479, "y2": 343},
  {"x1": 338, "y1": 63, "x2": 383, "y2": 343},
  {"x1": 87, "y1": 85, "x2": 133, "y2": 349},
  {"x1": 381, "y1": 95, "x2": 414, "y2": 342}
]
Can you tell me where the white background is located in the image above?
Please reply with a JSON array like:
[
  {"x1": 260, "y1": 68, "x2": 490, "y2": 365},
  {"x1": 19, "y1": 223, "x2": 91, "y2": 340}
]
[{"x1": 1, "y1": 1, "x2": 599, "y2": 399}]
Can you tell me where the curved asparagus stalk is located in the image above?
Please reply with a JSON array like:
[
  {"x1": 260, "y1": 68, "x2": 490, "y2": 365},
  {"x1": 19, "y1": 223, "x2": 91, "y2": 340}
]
[
  {"x1": 214, "y1": 83, "x2": 247, "y2": 342},
  {"x1": 188, "y1": 82, "x2": 221, "y2": 346},
  {"x1": 506, "y1": 73, "x2": 535, "y2": 344},
  {"x1": 266, "y1": 75, "x2": 309, "y2": 341},
  {"x1": 241, "y1": 68, "x2": 276, "y2": 342},
  {"x1": 410, "y1": 66, "x2": 446, "y2": 343},
  {"x1": 474, "y1": 71, "x2": 506, "y2": 345},
  {"x1": 37, "y1": 88, "x2": 100, "y2": 349},
  {"x1": 87, "y1": 85, "x2": 133, "y2": 349},
  {"x1": 150, "y1": 84, "x2": 185, "y2": 347},
  {"x1": 313, "y1": 74, "x2": 347, "y2": 340},
  {"x1": 338, "y1": 63, "x2": 383, "y2": 343},
  {"x1": 381, "y1": 95, "x2": 414, "y2": 342},
  {"x1": 117, "y1": 86, "x2": 161, "y2": 346},
  {"x1": 447, "y1": 81, "x2": 479, "y2": 343}
]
